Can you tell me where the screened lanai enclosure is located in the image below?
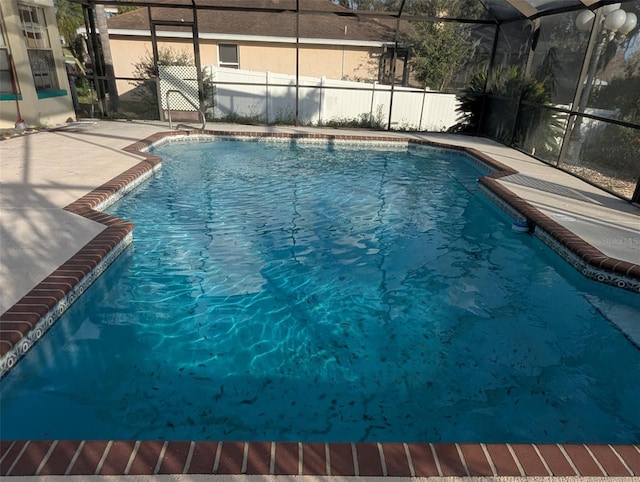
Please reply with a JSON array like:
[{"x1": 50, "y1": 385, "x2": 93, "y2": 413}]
[{"x1": 73, "y1": 0, "x2": 639, "y2": 202}]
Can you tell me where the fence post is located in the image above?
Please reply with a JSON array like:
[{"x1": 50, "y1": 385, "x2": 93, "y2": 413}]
[
  {"x1": 266, "y1": 71, "x2": 271, "y2": 124},
  {"x1": 419, "y1": 87, "x2": 428, "y2": 131},
  {"x1": 319, "y1": 76, "x2": 326, "y2": 126}
]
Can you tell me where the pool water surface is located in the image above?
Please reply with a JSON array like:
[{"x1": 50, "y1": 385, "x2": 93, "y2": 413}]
[{"x1": 1, "y1": 139, "x2": 639, "y2": 443}]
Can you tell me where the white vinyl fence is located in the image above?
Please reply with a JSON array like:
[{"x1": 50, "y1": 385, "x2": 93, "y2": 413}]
[{"x1": 205, "y1": 67, "x2": 461, "y2": 131}]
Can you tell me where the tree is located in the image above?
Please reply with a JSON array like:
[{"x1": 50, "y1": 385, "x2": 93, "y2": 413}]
[
  {"x1": 95, "y1": 4, "x2": 119, "y2": 112},
  {"x1": 400, "y1": 0, "x2": 486, "y2": 91},
  {"x1": 591, "y1": 74, "x2": 640, "y2": 123},
  {"x1": 54, "y1": 0, "x2": 84, "y2": 60},
  {"x1": 55, "y1": 1, "x2": 120, "y2": 113},
  {"x1": 405, "y1": 20, "x2": 476, "y2": 90},
  {"x1": 334, "y1": 0, "x2": 486, "y2": 90},
  {"x1": 117, "y1": 6, "x2": 140, "y2": 14}
]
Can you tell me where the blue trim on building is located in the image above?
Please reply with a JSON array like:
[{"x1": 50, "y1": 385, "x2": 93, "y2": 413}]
[
  {"x1": 36, "y1": 89, "x2": 68, "y2": 99},
  {"x1": 0, "y1": 93, "x2": 23, "y2": 101}
]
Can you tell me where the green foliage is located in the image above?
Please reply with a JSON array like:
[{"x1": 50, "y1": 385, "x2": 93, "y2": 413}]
[
  {"x1": 488, "y1": 67, "x2": 561, "y2": 154},
  {"x1": 211, "y1": 105, "x2": 386, "y2": 129},
  {"x1": 582, "y1": 124, "x2": 640, "y2": 181},
  {"x1": 132, "y1": 48, "x2": 195, "y2": 84},
  {"x1": 450, "y1": 66, "x2": 562, "y2": 157},
  {"x1": 131, "y1": 47, "x2": 213, "y2": 109},
  {"x1": 407, "y1": 22, "x2": 472, "y2": 90},
  {"x1": 321, "y1": 105, "x2": 386, "y2": 129},
  {"x1": 210, "y1": 112, "x2": 263, "y2": 125},
  {"x1": 447, "y1": 69, "x2": 487, "y2": 133},
  {"x1": 591, "y1": 76, "x2": 640, "y2": 124},
  {"x1": 321, "y1": 113, "x2": 384, "y2": 129},
  {"x1": 400, "y1": 0, "x2": 486, "y2": 90},
  {"x1": 334, "y1": 0, "x2": 486, "y2": 90},
  {"x1": 117, "y1": 6, "x2": 140, "y2": 14},
  {"x1": 54, "y1": 0, "x2": 85, "y2": 60}
]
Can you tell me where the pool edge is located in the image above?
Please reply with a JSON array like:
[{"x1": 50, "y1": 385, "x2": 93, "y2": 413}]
[
  {"x1": 0, "y1": 151, "x2": 162, "y2": 377},
  {"x1": 1, "y1": 129, "x2": 639, "y2": 478},
  {"x1": 128, "y1": 129, "x2": 640, "y2": 292},
  {"x1": 0, "y1": 440, "x2": 638, "y2": 477}
]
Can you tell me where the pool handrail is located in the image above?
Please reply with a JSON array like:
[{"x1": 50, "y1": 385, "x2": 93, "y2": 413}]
[{"x1": 165, "y1": 89, "x2": 206, "y2": 131}]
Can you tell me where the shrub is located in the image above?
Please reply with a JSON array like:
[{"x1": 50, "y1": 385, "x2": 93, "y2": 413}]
[
  {"x1": 449, "y1": 66, "x2": 562, "y2": 157},
  {"x1": 130, "y1": 47, "x2": 213, "y2": 112},
  {"x1": 581, "y1": 124, "x2": 640, "y2": 182}
]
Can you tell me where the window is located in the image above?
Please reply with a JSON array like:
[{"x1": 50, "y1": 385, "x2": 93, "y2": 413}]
[
  {"x1": 0, "y1": 21, "x2": 13, "y2": 95},
  {"x1": 19, "y1": 4, "x2": 59, "y2": 92},
  {"x1": 218, "y1": 44, "x2": 239, "y2": 69}
]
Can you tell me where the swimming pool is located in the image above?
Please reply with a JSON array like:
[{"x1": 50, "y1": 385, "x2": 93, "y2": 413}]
[{"x1": 1, "y1": 138, "x2": 639, "y2": 443}]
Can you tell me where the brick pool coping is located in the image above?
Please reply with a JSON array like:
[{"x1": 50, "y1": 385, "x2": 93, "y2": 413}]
[
  {"x1": 1, "y1": 440, "x2": 639, "y2": 477},
  {"x1": 1, "y1": 129, "x2": 639, "y2": 477}
]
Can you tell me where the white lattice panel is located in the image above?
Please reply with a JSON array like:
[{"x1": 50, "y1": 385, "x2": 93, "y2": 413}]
[{"x1": 159, "y1": 65, "x2": 199, "y2": 111}]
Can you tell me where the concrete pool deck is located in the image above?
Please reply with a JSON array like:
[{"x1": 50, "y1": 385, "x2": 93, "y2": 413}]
[{"x1": 1, "y1": 120, "x2": 639, "y2": 479}]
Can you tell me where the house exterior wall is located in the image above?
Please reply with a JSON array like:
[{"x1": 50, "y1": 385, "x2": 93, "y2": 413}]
[
  {"x1": 109, "y1": 36, "x2": 220, "y2": 100},
  {"x1": 242, "y1": 43, "x2": 379, "y2": 81},
  {"x1": 0, "y1": 0, "x2": 75, "y2": 129},
  {"x1": 109, "y1": 34, "x2": 382, "y2": 96}
]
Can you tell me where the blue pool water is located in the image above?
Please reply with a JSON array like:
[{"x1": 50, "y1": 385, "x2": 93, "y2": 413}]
[{"x1": 1, "y1": 140, "x2": 639, "y2": 443}]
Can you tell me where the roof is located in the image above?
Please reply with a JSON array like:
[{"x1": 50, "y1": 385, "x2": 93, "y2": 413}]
[
  {"x1": 82, "y1": 0, "x2": 628, "y2": 24},
  {"x1": 106, "y1": 0, "x2": 396, "y2": 42}
]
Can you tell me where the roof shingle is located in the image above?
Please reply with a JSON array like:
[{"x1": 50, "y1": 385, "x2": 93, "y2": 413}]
[{"x1": 107, "y1": 0, "x2": 395, "y2": 42}]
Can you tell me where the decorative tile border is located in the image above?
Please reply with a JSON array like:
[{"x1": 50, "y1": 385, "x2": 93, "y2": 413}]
[
  {"x1": 0, "y1": 440, "x2": 638, "y2": 477},
  {"x1": 152, "y1": 132, "x2": 410, "y2": 150},
  {"x1": 409, "y1": 145, "x2": 493, "y2": 176},
  {"x1": 1, "y1": 129, "x2": 639, "y2": 478},
  {"x1": 0, "y1": 232, "x2": 132, "y2": 376},
  {"x1": 535, "y1": 228, "x2": 640, "y2": 293},
  {"x1": 145, "y1": 130, "x2": 639, "y2": 292},
  {"x1": 478, "y1": 183, "x2": 529, "y2": 222},
  {"x1": 131, "y1": 129, "x2": 412, "y2": 151},
  {"x1": 478, "y1": 174, "x2": 640, "y2": 294},
  {"x1": 481, "y1": 180, "x2": 640, "y2": 292},
  {"x1": 0, "y1": 151, "x2": 162, "y2": 378}
]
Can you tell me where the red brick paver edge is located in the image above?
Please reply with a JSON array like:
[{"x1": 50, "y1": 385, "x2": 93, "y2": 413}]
[
  {"x1": 0, "y1": 148, "x2": 161, "y2": 376},
  {"x1": 1, "y1": 441, "x2": 638, "y2": 477}
]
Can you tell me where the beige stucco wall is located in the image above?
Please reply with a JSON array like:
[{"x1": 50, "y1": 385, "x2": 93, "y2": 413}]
[
  {"x1": 0, "y1": 0, "x2": 75, "y2": 129},
  {"x1": 109, "y1": 35, "x2": 382, "y2": 97},
  {"x1": 110, "y1": 36, "x2": 219, "y2": 99},
  {"x1": 241, "y1": 42, "x2": 379, "y2": 81}
]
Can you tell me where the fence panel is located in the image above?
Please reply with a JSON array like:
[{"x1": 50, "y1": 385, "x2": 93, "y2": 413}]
[
  {"x1": 208, "y1": 68, "x2": 268, "y2": 121},
  {"x1": 207, "y1": 66, "x2": 459, "y2": 131}
]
